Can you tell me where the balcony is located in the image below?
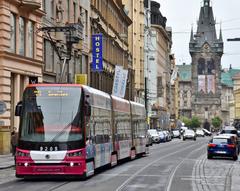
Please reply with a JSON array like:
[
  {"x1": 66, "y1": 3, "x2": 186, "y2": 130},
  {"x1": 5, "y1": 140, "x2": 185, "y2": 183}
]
[{"x1": 20, "y1": 0, "x2": 41, "y2": 10}]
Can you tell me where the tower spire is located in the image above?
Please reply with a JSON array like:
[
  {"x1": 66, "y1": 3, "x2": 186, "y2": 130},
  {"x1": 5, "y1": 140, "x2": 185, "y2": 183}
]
[
  {"x1": 190, "y1": 25, "x2": 194, "y2": 41},
  {"x1": 219, "y1": 23, "x2": 223, "y2": 41},
  {"x1": 204, "y1": 0, "x2": 210, "y2": 7}
]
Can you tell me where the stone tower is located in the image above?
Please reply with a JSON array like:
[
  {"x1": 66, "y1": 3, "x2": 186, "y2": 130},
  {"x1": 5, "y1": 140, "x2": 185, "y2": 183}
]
[{"x1": 189, "y1": 0, "x2": 223, "y2": 122}]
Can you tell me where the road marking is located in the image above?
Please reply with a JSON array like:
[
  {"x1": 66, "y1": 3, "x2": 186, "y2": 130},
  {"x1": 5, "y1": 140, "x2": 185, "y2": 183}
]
[
  {"x1": 166, "y1": 144, "x2": 207, "y2": 191},
  {"x1": 181, "y1": 175, "x2": 226, "y2": 180},
  {"x1": 101, "y1": 173, "x2": 168, "y2": 177},
  {"x1": 115, "y1": 140, "x2": 206, "y2": 191},
  {"x1": 126, "y1": 184, "x2": 148, "y2": 188}
]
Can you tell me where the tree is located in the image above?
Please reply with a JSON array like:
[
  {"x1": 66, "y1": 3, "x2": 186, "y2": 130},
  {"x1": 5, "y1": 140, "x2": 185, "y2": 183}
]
[
  {"x1": 180, "y1": 116, "x2": 191, "y2": 127},
  {"x1": 212, "y1": 116, "x2": 222, "y2": 130},
  {"x1": 190, "y1": 116, "x2": 201, "y2": 129}
]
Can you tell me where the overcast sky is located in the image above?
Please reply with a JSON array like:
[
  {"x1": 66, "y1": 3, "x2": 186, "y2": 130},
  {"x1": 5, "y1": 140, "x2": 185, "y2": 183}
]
[{"x1": 156, "y1": 0, "x2": 240, "y2": 69}]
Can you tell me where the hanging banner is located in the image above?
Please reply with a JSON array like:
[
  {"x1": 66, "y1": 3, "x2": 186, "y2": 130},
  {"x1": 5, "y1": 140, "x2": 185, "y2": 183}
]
[
  {"x1": 112, "y1": 65, "x2": 123, "y2": 97},
  {"x1": 198, "y1": 75, "x2": 206, "y2": 93},
  {"x1": 112, "y1": 66, "x2": 128, "y2": 98},
  {"x1": 170, "y1": 67, "x2": 178, "y2": 85},
  {"x1": 207, "y1": 75, "x2": 215, "y2": 94},
  {"x1": 119, "y1": 69, "x2": 128, "y2": 98},
  {"x1": 92, "y1": 33, "x2": 103, "y2": 72}
]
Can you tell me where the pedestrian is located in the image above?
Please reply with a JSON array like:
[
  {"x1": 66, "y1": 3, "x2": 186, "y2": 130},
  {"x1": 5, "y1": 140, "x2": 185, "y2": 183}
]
[{"x1": 11, "y1": 127, "x2": 17, "y2": 156}]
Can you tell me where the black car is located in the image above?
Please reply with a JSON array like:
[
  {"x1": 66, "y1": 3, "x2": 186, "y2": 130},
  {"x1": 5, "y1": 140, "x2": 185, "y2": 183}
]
[
  {"x1": 220, "y1": 126, "x2": 240, "y2": 150},
  {"x1": 220, "y1": 126, "x2": 238, "y2": 136}
]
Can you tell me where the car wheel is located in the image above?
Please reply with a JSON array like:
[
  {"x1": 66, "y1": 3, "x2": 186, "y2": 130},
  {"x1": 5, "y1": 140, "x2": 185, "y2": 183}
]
[
  {"x1": 183, "y1": 138, "x2": 185, "y2": 141},
  {"x1": 233, "y1": 155, "x2": 238, "y2": 161},
  {"x1": 207, "y1": 154, "x2": 212, "y2": 159}
]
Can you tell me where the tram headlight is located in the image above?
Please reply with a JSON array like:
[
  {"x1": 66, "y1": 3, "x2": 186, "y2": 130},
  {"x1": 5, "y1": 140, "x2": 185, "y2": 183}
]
[
  {"x1": 67, "y1": 151, "x2": 83, "y2": 157},
  {"x1": 16, "y1": 151, "x2": 30, "y2": 157}
]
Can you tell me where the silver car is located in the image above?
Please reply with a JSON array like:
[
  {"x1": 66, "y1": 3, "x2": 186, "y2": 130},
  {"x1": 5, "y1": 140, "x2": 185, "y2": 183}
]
[
  {"x1": 183, "y1": 129, "x2": 196, "y2": 141},
  {"x1": 147, "y1": 129, "x2": 160, "y2": 143}
]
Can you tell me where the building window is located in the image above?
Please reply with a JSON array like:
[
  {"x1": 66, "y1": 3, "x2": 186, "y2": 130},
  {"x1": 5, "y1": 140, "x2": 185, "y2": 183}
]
[
  {"x1": 85, "y1": 10, "x2": 88, "y2": 37},
  {"x1": 10, "y1": 13, "x2": 16, "y2": 53},
  {"x1": 44, "y1": 40, "x2": 54, "y2": 72},
  {"x1": 19, "y1": 17, "x2": 25, "y2": 56},
  {"x1": 198, "y1": 58, "x2": 205, "y2": 74},
  {"x1": 42, "y1": 0, "x2": 46, "y2": 11},
  {"x1": 28, "y1": 21, "x2": 34, "y2": 58},
  {"x1": 67, "y1": 0, "x2": 70, "y2": 21},
  {"x1": 73, "y1": 2, "x2": 76, "y2": 23}
]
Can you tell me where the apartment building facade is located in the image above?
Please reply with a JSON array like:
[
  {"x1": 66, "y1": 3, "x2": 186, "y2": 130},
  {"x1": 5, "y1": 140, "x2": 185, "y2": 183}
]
[
  {"x1": 91, "y1": 0, "x2": 133, "y2": 99},
  {"x1": 0, "y1": 0, "x2": 44, "y2": 154}
]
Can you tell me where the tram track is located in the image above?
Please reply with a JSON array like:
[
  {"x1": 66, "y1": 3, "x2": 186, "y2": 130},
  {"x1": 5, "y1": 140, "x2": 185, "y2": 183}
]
[
  {"x1": 165, "y1": 143, "x2": 207, "y2": 191},
  {"x1": 43, "y1": 139, "x2": 194, "y2": 191},
  {"x1": 192, "y1": 151, "x2": 236, "y2": 191},
  {"x1": 115, "y1": 139, "x2": 207, "y2": 191}
]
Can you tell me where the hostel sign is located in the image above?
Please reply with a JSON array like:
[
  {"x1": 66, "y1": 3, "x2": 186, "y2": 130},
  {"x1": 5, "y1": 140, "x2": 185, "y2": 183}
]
[{"x1": 92, "y1": 34, "x2": 103, "y2": 72}]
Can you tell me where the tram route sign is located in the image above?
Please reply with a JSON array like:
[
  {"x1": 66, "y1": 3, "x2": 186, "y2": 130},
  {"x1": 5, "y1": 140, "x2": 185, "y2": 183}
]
[{"x1": 0, "y1": 101, "x2": 6, "y2": 115}]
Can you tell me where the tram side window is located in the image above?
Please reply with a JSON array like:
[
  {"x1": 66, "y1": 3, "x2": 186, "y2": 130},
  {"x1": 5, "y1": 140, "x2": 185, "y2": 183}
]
[
  {"x1": 132, "y1": 115, "x2": 146, "y2": 139},
  {"x1": 90, "y1": 107, "x2": 111, "y2": 144}
]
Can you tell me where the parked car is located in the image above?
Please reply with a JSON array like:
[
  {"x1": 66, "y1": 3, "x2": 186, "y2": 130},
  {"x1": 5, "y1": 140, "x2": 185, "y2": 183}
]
[
  {"x1": 183, "y1": 129, "x2": 196, "y2": 141},
  {"x1": 172, "y1": 129, "x2": 181, "y2": 139},
  {"x1": 146, "y1": 132, "x2": 153, "y2": 146},
  {"x1": 180, "y1": 126, "x2": 188, "y2": 135},
  {"x1": 163, "y1": 130, "x2": 172, "y2": 142},
  {"x1": 207, "y1": 134, "x2": 238, "y2": 160},
  {"x1": 147, "y1": 129, "x2": 160, "y2": 143},
  {"x1": 196, "y1": 129, "x2": 205, "y2": 137},
  {"x1": 157, "y1": 130, "x2": 166, "y2": 142},
  {"x1": 202, "y1": 128, "x2": 212, "y2": 136}
]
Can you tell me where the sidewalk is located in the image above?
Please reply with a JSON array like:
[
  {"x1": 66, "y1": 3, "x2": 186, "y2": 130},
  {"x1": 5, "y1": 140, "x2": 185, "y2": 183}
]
[
  {"x1": 0, "y1": 154, "x2": 15, "y2": 170},
  {"x1": 231, "y1": 160, "x2": 240, "y2": 191}
]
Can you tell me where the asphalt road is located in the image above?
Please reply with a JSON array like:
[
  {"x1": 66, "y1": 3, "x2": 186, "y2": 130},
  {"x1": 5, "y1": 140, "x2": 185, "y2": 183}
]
[{"x1": 0, "y1": 137, "x2": 238, "y2": 191}]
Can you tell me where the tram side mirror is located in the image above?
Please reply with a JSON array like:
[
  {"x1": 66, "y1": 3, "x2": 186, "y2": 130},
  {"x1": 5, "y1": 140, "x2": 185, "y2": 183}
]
[
  {"x1": 84, "y1": 94, "x2": 91, "y2": 117},
  {"x1": 15, "y1": 101, "x2": 22, "y2": 116}
]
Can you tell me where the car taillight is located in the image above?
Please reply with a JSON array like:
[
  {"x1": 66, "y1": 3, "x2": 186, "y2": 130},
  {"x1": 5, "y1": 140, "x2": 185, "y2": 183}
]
[
  {"x1": 208, "y1": 143, "x2": 216, "y2": 147},
  {"x1": 227, "y1": 144, "x2": 235, "y2": 148}
]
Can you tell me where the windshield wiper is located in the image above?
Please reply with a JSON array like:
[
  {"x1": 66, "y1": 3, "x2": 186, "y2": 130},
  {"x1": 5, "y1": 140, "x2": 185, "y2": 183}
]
[{"x1": 50, "y1": 122, "x2": 72, "y2": 142}]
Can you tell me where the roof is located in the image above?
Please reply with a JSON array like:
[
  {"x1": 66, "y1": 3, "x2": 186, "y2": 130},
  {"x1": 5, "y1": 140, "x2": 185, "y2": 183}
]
[
  {"x1": 177, "y1": 64, "x2": 240, "y2": 86},
  {"x1": 221, "y1": 69, "x2": 240, "y2": 87},
  {"x1": 213, "y1": 135, "x2": 233, "y2": 139},
  {"x1": 222, "y1": 126, "x2": 236, "y2": 130},
  {"x1": 232, "y1": 71, "x2": 240, "y2": 80},
  {"x1": 177, "y1": 64, "x2": 192, "y2": 81}
]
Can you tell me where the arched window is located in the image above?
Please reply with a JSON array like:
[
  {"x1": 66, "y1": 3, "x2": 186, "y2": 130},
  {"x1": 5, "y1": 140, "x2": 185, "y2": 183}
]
[
  {"x1": 207, "y1": 58, "x2": 215, "y2": 74},
  {"x1": 28, "y1": 21, "x2": 34, "y2": 58},
  {"x1": 198, "y1": 58, "x2": 205, "y2": 74},
  {"x1": 19, "y1": 17, "x2": 25, "y2": 56},
  {"x1": 10, "y1": 13, "x2": 16, "y2": 53}
]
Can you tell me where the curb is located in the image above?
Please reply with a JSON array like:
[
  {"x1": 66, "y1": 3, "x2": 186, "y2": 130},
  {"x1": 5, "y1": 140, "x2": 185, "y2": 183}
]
[{"x1": 0, "y1": 164, "x2": 15, "y2": 170}]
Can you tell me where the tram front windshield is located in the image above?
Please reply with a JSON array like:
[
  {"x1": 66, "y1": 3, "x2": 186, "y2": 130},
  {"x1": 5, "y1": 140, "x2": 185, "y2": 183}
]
[{"x1": 19, "y1": 86, "x2": 83, "y2": 144}]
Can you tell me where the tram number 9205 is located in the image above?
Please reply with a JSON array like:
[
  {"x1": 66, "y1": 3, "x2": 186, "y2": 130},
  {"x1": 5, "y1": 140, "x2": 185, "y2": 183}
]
[{"x1": 39, "y1": 146, "x2": 58, "y2": 151}]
